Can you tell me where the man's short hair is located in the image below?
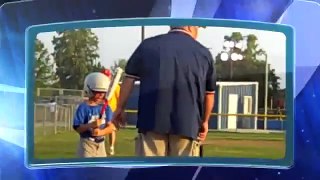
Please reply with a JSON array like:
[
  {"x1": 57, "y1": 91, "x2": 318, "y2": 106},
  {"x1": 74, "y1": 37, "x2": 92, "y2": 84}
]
[
  {"x1": 170, "y1": 26, "x2": 184, "y2": 30},
  {"x1": 170, "y1": 26, "x2": 206, "y2": 30}
]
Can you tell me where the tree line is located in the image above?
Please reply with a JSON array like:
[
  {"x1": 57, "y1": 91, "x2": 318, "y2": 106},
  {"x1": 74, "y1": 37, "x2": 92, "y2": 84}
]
[
  {"x1": 35, "y1": 29, "x2": 283, "y2": 108},
  {"x1": 35, "y1": 29, "x2": 104, "y2": 90}
]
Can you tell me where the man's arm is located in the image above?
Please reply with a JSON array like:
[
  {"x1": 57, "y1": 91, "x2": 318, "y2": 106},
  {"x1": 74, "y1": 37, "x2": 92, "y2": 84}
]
[
  {"x1": 203, "y1": 92, "x2": 215, "y2": 124},
  {"x1": 203, "y1": 56, "x2": 217, "y2": 123},
  {"x1": 198, "y1": 56, "x2": 216, "y2": 141},
  {"x1": 117, "y1": 77, "x2": 136, "y2": 109}
]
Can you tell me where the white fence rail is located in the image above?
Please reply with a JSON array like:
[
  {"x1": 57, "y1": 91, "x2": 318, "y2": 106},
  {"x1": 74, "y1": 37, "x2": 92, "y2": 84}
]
[{"x1": 36, "y1": 88, "x2": 84, "y2": 97}]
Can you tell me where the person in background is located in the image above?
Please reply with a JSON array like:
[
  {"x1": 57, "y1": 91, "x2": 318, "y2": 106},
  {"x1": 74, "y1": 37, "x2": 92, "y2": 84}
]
[
  {"x1": 276, "y1": 106, "x2": 283, "y2": 121},
  {"x1": 112, "y1": 26, "x2": 216, "y2": 157},
  {"x1": 101, "y1": 69, "x2": 121, "y2": 156},
  {"x1": 48, "y1": 98, "x2": 57, "y2": 122}
]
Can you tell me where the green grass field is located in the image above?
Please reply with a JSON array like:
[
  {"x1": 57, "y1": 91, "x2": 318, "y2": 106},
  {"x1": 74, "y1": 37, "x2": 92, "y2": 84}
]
[{"x1": 34, "y1": 127, "x2": 285, "y2": 160}]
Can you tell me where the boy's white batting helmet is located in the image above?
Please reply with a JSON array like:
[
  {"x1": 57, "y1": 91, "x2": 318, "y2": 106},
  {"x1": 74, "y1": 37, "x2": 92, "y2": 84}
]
[{"x1": 83, "y1": 72, "x2": 110, "y2": 97}]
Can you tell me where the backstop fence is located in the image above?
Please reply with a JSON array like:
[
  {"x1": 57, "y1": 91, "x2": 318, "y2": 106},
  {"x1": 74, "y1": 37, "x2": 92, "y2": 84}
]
[
  {"x1": 34, "y1": 103, "x2": 79, "y2": 136},
  {"x1": 34, "y1": 88, "x2": 287, "y2": 136}
]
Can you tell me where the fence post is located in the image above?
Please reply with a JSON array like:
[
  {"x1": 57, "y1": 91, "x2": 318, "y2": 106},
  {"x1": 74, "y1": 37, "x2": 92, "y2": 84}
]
[
  {"x1": 69, "y1": 107, "x2": 72, "y2": 130},
  {"x1": 71, "y1": 105, "x2": 74, "y2": 131},
  {"x1": 43, "y1": 105, "x2": 47, "y2": 136},
  {"x1": 54, "y1": 106, "x2": 58, "y2": 134},
  {"x1": 281, "y1": 118, "x2": 284, "y2": 131},
  {"x1": 68, "y1": 106, "x2": 71, "y2": 131},
  {"x1": 37, "y1": 88, "x2": 40, "y2": 97},
  {"x1": 64, "y1": 107, "x2": 67, "y2": 131}
]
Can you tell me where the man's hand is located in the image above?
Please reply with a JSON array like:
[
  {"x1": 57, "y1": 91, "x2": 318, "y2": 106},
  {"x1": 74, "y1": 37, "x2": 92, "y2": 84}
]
[
  {"x1": 112, "y1": 76, "x2": 135, "y2": 128},
  {"x1": 198, "y1": 122, "x2": 209, "y2": 141},
  {"x1": 112, "y1": 107, "x2": 126, "y2": 128}
]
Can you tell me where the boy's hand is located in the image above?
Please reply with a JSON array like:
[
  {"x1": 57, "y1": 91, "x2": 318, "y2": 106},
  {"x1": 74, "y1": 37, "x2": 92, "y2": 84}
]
[
  {"x1": 92, "y1": 128, "x2": 103, "y2": 136},
  {"x1": 89, "y1": 119, "x2": 103, "y2": 128},
  {"x1": 92, "y1": 123, "x2": 117, "y2": 136}
]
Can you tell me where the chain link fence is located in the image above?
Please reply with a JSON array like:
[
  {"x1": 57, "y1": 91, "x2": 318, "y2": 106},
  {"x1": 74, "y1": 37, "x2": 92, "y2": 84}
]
[
  {"x1": 34, "y1": 103, "x2": 79, "y2": 136},
  {"x1": 34, "y1": 90, "x2": 85, "y2": 136}
]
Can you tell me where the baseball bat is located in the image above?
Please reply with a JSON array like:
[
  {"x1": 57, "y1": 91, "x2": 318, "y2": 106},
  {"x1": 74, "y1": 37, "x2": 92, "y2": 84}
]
[
  {"x1": 99, "y1": 67, "x2": 123, "y2": 119},
  {"x1": 107, "y1": 67, "x2": 123, "y2": 101}
]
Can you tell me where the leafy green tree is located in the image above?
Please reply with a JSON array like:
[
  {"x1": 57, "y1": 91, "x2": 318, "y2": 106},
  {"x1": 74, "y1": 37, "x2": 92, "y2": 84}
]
[
  {"x1": 52, "y1": 29, "x2": 104, "y2": 89},
  {"x1": 34, "y1": 39, "x2": 57, "y2": 89},
  {"x1": 215, "y1": 32, "x2": 281, "y2": 108}
]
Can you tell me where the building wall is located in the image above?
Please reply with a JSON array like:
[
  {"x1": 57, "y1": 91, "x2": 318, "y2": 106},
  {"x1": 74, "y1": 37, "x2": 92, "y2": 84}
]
[
  {"x1": 220, "y1": 84, "x2": 257, "y2": 129},
  {"x1": 125, "y1": 83, "x2": 259, "y2": 130}
]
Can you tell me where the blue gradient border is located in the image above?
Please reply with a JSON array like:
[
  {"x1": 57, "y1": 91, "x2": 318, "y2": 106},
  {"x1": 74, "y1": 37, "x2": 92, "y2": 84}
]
[{"x1": 26, "y1": 18, "x2": 294, "y2": 169}]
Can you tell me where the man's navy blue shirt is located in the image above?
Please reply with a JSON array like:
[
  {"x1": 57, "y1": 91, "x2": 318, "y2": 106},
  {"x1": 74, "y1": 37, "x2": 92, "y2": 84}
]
[{"x1": 125, "y1": 30, "x2": 216, "y2": 140}]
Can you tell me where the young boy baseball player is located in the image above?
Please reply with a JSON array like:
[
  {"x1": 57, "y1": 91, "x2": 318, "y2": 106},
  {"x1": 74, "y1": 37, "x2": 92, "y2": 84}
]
[{"x1": 73, "y1": 72, "x2": 117, "y2": 158}]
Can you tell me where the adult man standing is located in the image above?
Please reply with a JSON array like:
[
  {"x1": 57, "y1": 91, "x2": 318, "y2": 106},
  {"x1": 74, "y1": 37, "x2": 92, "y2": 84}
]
[{"x1": 113, "y1": 26, "x2": 216, "y2": 157}]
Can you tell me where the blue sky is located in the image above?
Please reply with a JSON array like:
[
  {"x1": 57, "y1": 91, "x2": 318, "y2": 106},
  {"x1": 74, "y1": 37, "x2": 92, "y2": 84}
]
[{"x1": 37, "y1": 26, "x2": 286, "y2": 88}]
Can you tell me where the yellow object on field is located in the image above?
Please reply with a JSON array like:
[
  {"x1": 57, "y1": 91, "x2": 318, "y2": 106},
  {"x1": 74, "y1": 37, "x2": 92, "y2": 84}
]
[{"x1": 109, "y1": 84, "x2": 121, "y2": 112}]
